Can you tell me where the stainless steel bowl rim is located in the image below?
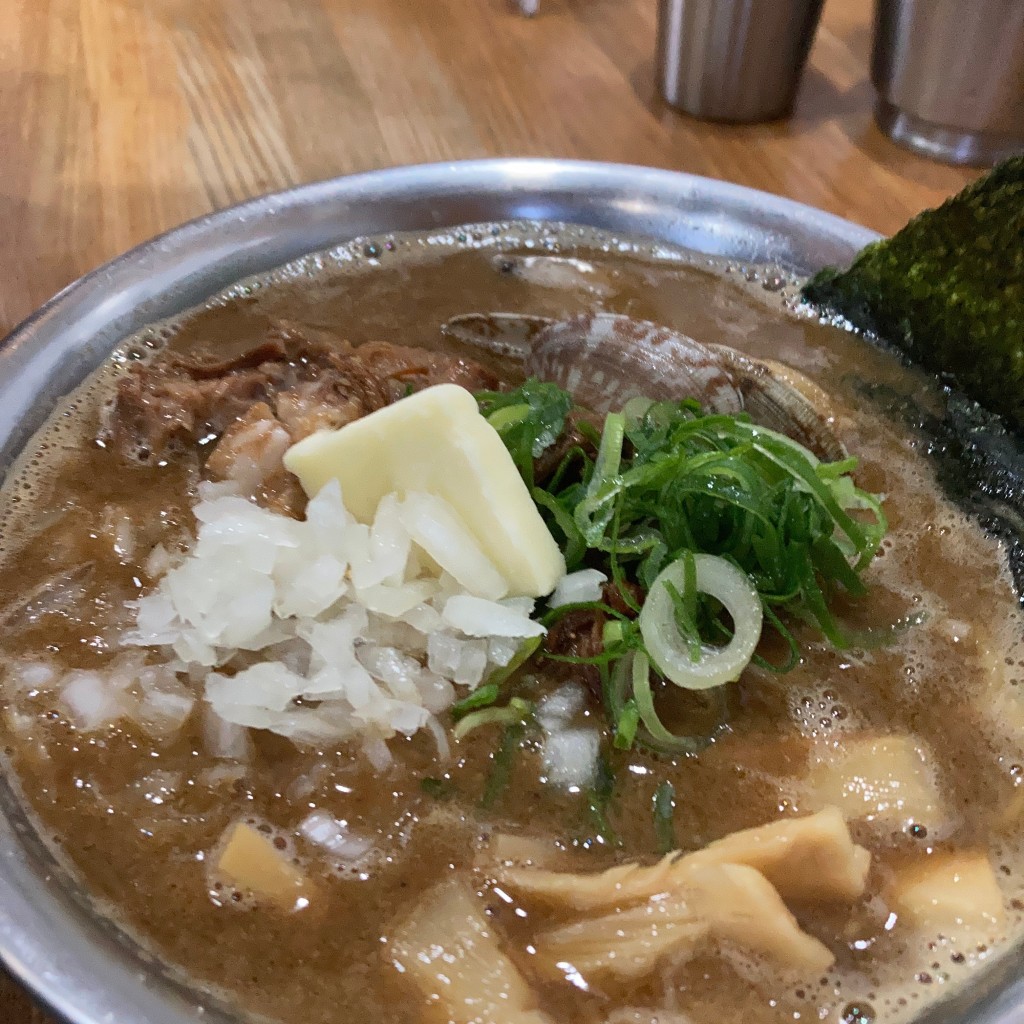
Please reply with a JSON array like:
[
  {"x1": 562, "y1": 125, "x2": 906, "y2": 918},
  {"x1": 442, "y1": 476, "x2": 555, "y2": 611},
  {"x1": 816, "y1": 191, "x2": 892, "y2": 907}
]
[{"x1": 1, "y1": 158, "x2": 1016, "y2": 1024}]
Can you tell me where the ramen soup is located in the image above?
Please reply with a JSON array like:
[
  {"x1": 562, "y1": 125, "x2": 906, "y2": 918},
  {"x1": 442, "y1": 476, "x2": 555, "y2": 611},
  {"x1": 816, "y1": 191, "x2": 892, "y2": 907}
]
[{"x1": 2, "y1": 223, "x2": 1024, "y2": 1024}]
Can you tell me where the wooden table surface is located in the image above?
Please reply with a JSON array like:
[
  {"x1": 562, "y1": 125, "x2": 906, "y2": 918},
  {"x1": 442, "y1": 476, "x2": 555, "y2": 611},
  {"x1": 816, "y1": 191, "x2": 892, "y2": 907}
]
[{"x1": 0, "y1": 0, "x2": 979, "y2": 1019}]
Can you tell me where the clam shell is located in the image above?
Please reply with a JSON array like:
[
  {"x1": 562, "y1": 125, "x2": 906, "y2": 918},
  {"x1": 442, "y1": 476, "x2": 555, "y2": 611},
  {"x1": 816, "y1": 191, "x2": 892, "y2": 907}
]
[
  {"x1": 527, "y1": 313, "x2": 742, "y2": 416},
  {"x1": 441, "y1": 312, "x2": 552, "y2": 362},
  {"x1": 709, "y1": 346, "x2": 847, "y2": 462},
  {"x1": 441, "y1": 309, "x2": 847, "y2": 461}
]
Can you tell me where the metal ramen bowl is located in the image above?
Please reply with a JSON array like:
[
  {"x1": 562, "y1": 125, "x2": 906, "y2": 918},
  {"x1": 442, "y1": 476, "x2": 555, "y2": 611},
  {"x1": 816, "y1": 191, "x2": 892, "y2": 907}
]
[{"x1": 0, "y1": 159, "x2": 1019, "y2": 1024}]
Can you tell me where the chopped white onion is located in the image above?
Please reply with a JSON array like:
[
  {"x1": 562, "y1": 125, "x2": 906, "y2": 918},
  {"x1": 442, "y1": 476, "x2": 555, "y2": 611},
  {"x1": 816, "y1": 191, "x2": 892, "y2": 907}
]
[
  {"x1": 367, "y1": 615, "x2": 427, "y2": 653},
  {"x1": 136, "y1": 688, "x2": 194, "y2": 742},
  {"x1": 200, "y1": 764, "x2": 247, "y2": 789},
  {"x1": 60, "y1": 671, "x2": 123, "y2": 731},
  {"x1": 9, "y1": 660, "x2": 58, "y2": 692},
  {"x1": 129, "y1": 592, "x2": 179, "y2": 647},
  {"x1": 426, "y1": 634, "x2": 488, "y2": 687},
  {"x1": 362, "y1": 737, "x2": 393, "y2": 772},
  {"x1": 399, "y1": 602, "x2": 444, "y2": 635},
  {"x1": 299, "y1": 811, "x2": 375, "y2": 862},
  {"x1": 542, "y1": 728, "x2": 600, "y2": 789},
  {"x1": 536, "y1": 683, "x2": 587, "y2": 732},
  {"x1": 274, "y1": 553, "x2": 347, "y2": 619},
  {"x1": 349, "y1": 493, "x2": 410, "y2": 590},
  {"x1": 144, "y1": 543, "x2": 173, "y2": 579},
  {"x1": 499, "y1": 596, "x2": 536, "y2": 616},
  {"x1": 357, "y1": 645, "x2": 424, "y2": 703},
  {"x1": 416, "y1": 672, "x2": 455, "y2": 715},
  {"x1": 486, "y1": 636, "x2": 520, "y2": 667},
  {"x1": 357, "y1": 581, "x2": 435, "y2": 617},
  {"x1": 424, "y1": 714, "x2": 452, "y2": 760},
  {"x1": 5, "y1": 708, "x2": 35, "y2": 734},
  {"x1": 203, "y1": 706, "x2": 252, "y2": 761},
  {"x1": 112, "y1": 516, "x2": 135, "y2": 562},
  {"x1": 442, "y1": 595, "x2": 546, "y2": 638},
  {"x1": 207, "y1": 663, "x2": 305, "y2": 715},
  {"x1": 549, "y1": 568, "x2": 607, "y2": 609},
  {"x1": 127, "y1": 481, "x2": 549, "y2": 761}
]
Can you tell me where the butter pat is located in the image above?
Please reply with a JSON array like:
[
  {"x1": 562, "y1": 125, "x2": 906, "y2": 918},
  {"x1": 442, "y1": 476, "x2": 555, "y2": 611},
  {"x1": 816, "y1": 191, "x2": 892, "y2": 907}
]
[{"x1": 283, "y1": 384, "x2": 566, "y2": 597}]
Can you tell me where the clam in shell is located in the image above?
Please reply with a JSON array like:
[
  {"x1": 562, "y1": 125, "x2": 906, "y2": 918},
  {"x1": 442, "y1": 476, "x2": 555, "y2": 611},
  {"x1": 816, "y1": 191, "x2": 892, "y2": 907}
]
[{"x1": 443, "y1": 311, "x2": 846, "y2": 462}]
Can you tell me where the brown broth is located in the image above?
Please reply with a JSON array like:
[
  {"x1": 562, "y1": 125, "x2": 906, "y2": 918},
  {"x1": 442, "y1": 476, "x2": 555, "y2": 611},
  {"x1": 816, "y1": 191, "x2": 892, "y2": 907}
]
[{"x1": 2, "y1": 223, "x2": 1024, "y2": 1024}]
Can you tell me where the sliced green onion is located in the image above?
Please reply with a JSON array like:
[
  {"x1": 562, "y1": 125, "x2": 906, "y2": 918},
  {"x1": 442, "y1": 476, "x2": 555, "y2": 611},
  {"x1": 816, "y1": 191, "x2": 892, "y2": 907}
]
[
  {"x1": 607, "y1": 503, "x2": 642, "y2": 613},
  {"x1": 455, "y1": 697, "x2": 532, "y2": 741},
  {"x1": 630, "y1": 652, "x2": 710, "y2": 755},
  {"x1": 735, "y1": 421, "x2": 880, "y2": 568},
  {"x1": 653, "y1": 780, "x2": 677, "y2": 853},
  {"x1": 476, "y1": 380, "x2": 892, "y2": 704},
  {"x1": 602, "y1": 619, "x2": 625, "y2": 648},
  {"x1": 574, "y1": 412, "x2": 626, "y2": 544},
  {"x1": 663, "y1": 549, "x2": 701, "y2": 662},
  {"x1": 540, "y1": 602, "x2": 627, "y2": 628},
  {"x1": 532, "y1": 488, "x2": 587, "y2": 568},
  {"x1": 547, "y1": 445, "x2": 590, "y2": 493},
  {"x1": 613, "y1": 700, "x2": 640, "y2": 750},
  {"x1": 451, "y1": 638, "x2": 542, "y2": 723},
  {"x1": 586, "y1": 753, "x2": 620, "y2": 846},
  {"x1": 752, "y1": 603, "x2": 801, "y2": 673},
  {"x1": 480, "y1": 722, "x2": 525, "y2": 809},
  {"x1": 592, "y1": 412, "x2": 626, "y2": 490},
  {"x1": 484, "y1": 636, "x2": 542, "y2": 689},
  {"x1": 450, "y1": 682, "x2": 500, "y2": 720},
  {"x1": 603, "y1": 651, "x2": 632, "y2": 722},
  {"x1": 487, "y1": 403, "x2": 531, "y2": 431},
  {"x1": 640, "y1": 554, "x2": 763, "y2": 690},
  {"x1": 816, "y1": 456, "x2": 859, "y2": 480},
  {"x1": 622, "y1": 396, "x2": 655, "y2": 424}
]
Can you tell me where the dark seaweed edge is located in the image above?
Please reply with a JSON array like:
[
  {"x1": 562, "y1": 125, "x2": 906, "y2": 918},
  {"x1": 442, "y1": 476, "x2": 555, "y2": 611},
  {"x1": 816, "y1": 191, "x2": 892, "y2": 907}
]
[{"x1": 799, "y1": 306, "x2": 1024, "y2": 609}]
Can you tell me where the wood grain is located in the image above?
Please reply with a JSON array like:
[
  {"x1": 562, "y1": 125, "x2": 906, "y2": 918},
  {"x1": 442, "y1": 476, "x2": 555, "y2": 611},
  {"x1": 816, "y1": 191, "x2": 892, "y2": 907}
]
[{"x1": 0, "y1": 0, "x2": 978, "y2": 1019}]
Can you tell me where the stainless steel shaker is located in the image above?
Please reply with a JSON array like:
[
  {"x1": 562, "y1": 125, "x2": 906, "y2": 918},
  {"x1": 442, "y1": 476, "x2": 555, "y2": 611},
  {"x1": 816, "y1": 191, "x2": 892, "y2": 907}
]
[
  {"x1": 872, "y1": 0, "x2": 1024, "y2": 165},
  {"x1": 655, "y1": 0, "x2": 825, "y2": 123}
]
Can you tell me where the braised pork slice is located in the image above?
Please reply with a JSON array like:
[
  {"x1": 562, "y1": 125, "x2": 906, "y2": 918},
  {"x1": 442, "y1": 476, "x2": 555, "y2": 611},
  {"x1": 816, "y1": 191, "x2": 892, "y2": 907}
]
[
  {"x1": 103, "y1": 327, "x2": 499, "y2": 512},
  {"x1": 105, "y1": 326, "x2": 499, "y2": 461}
]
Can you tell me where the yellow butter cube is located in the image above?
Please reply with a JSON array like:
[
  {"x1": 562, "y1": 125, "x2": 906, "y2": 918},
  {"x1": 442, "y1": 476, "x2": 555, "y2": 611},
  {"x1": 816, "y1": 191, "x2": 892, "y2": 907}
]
[{"x1": 284, "y1": 384, "x2": 565, "y2": 598}]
